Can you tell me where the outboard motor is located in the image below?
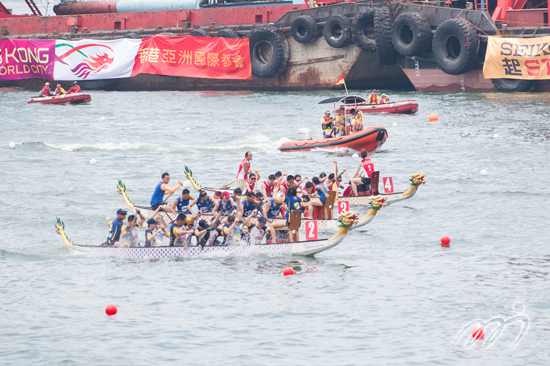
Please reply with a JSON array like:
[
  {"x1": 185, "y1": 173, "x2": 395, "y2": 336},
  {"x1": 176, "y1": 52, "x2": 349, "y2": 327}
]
[{"x1": 297, "y1": 128, "x2": 312, "y2": 140}]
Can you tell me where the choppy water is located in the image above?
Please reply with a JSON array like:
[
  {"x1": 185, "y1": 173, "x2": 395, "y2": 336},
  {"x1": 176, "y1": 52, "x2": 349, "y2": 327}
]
[{"x1": 1, "y1": 89, "x2": 549, "y2": 365}]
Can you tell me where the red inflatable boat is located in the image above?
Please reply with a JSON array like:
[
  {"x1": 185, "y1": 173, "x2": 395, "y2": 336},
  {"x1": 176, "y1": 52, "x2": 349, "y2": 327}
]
[
  {"x1": 278, "y1": 126, "x2": 387, "y2": 153},
  {"x1": 27, "y1": 92, "x2": 92, "y2": 105},
  {"x1": 319, "y1": 95, "x2": 418, "y2": 114}
]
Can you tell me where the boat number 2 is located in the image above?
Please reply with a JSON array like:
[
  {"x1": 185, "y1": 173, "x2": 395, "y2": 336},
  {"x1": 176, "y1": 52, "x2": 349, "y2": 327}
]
[
  {"x1": 305, "y1": 221, "x2": 318, "y2": 241},
  {"x1": 383, "y1": 177, "x2": 394, "y2": 194},
  {"x1": 338, "y1": 201, "x2": 349, "y2": 214}
]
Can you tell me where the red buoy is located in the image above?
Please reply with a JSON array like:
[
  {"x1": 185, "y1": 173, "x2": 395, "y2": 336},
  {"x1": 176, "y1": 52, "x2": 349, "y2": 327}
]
[
  {"x1": 472, "y1": 327, "x2": 484, "y2": 340},
  {"x1": 105, "y1": 304, "x2": 117, "y2": 316},
  {"x1": 441, "y1": 236, "x2": 451, "y2": 245},
  {"x1": 283, "y1": 267, "x2": 294, "y2": 276}
]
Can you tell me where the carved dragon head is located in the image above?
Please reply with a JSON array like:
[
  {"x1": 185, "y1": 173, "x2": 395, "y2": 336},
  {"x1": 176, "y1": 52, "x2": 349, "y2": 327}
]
[
  {"x1": 337, "y1": 211, "x2": 359, "y2": 228},
  {"x1": 117, "y1": 179, "x2": 135, "y2": 209},
  {"x1": 55, "y1": 218, "x2": 73, "y2": 245},
  {"x1": 369, "y1": 195, "x2": 388, "y2": 210},
  {"x1": 410, "y1": 173, "x2": 426, "y2": 186}
]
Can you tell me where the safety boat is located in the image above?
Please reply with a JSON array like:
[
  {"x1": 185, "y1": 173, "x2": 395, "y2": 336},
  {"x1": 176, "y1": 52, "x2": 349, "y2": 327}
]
[
  {"x1": 117, "y1": 180, "x2": 387, "y2": 232},
  {"x1": 55, "y1": 212, "x2": 359, "y2": 258},
  {"x1": 278, "y1": 126, "x2": 387, "y2": 153},
  {"x1": 26, "y1": 92, "x2": 91, "y2": 105},
  {"x1": 318, "y1": 95, "x2": 418, "y2": 115}
]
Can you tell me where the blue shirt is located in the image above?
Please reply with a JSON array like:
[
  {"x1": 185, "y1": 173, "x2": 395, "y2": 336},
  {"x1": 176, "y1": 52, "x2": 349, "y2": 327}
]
[
  {"x1": 267, "y1": 199, "x2": 281, "y2": 219},
  {"x1": 316, "y1": 184, "x2": 329, "y2": 199},
  {"x1": 176, "y1": 197, "x2": 191, "y2": 214},
  {"x1": 242, "y1": 200, "x2": 259, "y2": 218},
  {"x1": 150, "y1": 181, "x2": 165, "y2": 206},
  {"x1": 217, "y1": 199, "x2": 235, "y2": 215},
  {"x1": 196, "y1": 196, "x2": 213, "y2": 213},
  {"x1": 107, "y1": 218, "x2": 125, "y2": 245},
  {"x1": 285, "y1": 196, "x2": 302, "y2": 213}
]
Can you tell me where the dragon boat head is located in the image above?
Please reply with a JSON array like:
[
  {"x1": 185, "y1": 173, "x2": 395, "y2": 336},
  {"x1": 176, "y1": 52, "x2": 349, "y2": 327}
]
[
  {"x1": 369, "y1": 195, "x2": 388, "y2": 210},
  {"x1": 337, "y1": 211, "x2": 360, "y2": 228},
  {"x1": 184, "y1": 165, "x2": 203, "y2": 191},
  {"x1": 55, "y1": 218, "x2": 73, "y2": 246},
  {"x1": 117, "y1": 179, "x2": 135, "y2": 210},
  {"x1": 410, "y1": 173, "x2": 426, "y2": 186}
]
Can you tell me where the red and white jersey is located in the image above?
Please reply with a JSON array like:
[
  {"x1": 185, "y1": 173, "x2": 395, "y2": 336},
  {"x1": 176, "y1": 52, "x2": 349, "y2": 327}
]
[
  {"x1": 236, "y1": 158, "x2": 250, "y2": 180},
  {"x1": 279, "y1": 181, "x2": 289, "y2": 195},
  {"x1": 262, "y1": 180, "x2": 274, "y2": 196},
  {"x1": 243, "y1": 180, "x2": 257, "y2": 194},
  {"x1": 361, "y1": 158, "x2": 374, "y2": 178}
]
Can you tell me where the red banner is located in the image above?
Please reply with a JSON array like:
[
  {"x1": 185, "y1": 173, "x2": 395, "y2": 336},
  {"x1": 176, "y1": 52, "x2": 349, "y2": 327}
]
[{"x1": 131, "y1": 35, "x2": 251, "y2": 80}]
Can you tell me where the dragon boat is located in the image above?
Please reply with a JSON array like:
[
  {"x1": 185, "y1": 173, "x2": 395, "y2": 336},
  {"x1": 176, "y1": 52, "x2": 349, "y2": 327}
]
[
  {"x1": 184, "y1": 166, "x2": 425, "y2": 209},
  {"x1": 117, "y1": 179, "x2": 388, "y2": 232},
  {"x1": 55, "y1": 212, "x2": 359, "y2": 258},
  {"x1": 26, "y1": 92, "x2": 92, "y2": 105},
  {"x1": 338, "y1": 173, "x2": 427, "y2": 206}
]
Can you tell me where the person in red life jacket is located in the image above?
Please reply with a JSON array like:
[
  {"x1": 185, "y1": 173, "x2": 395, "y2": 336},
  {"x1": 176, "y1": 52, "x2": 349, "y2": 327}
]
[
  {"x1": 236, "y1": 151, "x2": 253, "y2": 192},
  {"x1": 54, "y1": 84, "x2": 66, "y2": 95},
  {"x1": 380, "y1": 94, "x2": 390, "y2": 104},
  {"x1": 368, "y1": 89, "x2": 379, "y2": 105},
  {"x1": 350, "y1": 149, "x2": 375, "y2": 196},
  {"x1": 67, "y1": 81, "x2": 81, "y2": 94},
  {"x1": 40, "y1": 82, "x2": 52, "y2": 97},
  {"x1": 321, "y1": 110, "x2": 335, "y2": 138}
]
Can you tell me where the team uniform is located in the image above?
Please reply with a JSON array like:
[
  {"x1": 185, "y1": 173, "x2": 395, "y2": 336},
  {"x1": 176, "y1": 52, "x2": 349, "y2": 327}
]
[
  {"x1": 242, "y1": 180, "x2": 257, "y2": 195},
  {"x1": 262, "y1": 180, "x2": 274, "y2": 197},
  {"x1": 236, "y1": 159, "x2": 251, "y2": 191},
  {"x1": 196, "y1": 197, "x2": 214, "y2": 213},
  {"x1": 217, "y1": 199, "x2": 236, "y2": 216},
  {"x1": 175, "y1": 197, "x2": 192, "y2": 214},
  {"x1": 150, "y1": 181, "x2": 165, "y2": 210},
  {"x1": 145, "y1": 227, "x2": 168, "y2": 246},
  {"x1": 266, "y1": 199, "x2": 283, "y2": 219},
  {"x1": 241, "y1": 200, "x2": 259, "y2": 218},
  {"x1": 120, "y1": 226, "x2": 140, "y2": 247},
  {"x1": 106, "y1": 218, "x2": 126, "y2": 246},
  {"x1": 361, "y1": 158, "x2": 375, "y2": 187},
  {"x1": 169, "y1": 223, "x2": 192, "y2": 247},
  {"x1": 316, "y1": 184, "x2": 329, "y2": 206},
  {"x1": 284, "y1": 196, "x2": 302, "y2": 224}
]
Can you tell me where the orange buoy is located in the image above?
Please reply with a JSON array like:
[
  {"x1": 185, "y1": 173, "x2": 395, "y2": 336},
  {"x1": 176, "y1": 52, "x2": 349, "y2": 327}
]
[
  {"x1": 429, "y1": 113, "x2": 439, "y2": 122},
  {"x1": 283, "y1": 267, "x2": 294, "y2": 276}
]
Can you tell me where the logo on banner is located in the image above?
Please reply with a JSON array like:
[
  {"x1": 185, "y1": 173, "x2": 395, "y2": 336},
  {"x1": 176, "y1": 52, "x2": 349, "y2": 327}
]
[{"x1": 55, "y1": 43, "x2": 115, "y2": 79}]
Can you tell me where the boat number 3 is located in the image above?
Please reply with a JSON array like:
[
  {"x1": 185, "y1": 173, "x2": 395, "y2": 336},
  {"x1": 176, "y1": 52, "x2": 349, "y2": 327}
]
[
  {"x1": 383, "y1": 177, "x2": 394, "y2": 194},
  {"x1": 305, "y1": 221, "x2": 318, "y2": 241},
  {"x1": 338, "y1": 201, "x2": 349, "y2": 214}
]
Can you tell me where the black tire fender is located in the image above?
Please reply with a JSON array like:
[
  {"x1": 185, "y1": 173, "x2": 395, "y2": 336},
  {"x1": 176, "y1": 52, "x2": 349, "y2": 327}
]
[
  {"x1": 374, "y1": 7, "x2": 397, "y2": 65},
  {"x1": 215, "y1": 29, "x2": 240, "y2": 39},
  {"x1": 249, "y1": 27, "x2": 290, "y2": 78},
  {"x1": 432, "y1": 18, "x2": 479, "y2": 75},
  {"x1": 189, "y1": 29, "x2": 209, "y2": 37},
  {"x1": 351, "y1": 9, "x2": 376, "y2": 52},
  {"x1": 323, "y1": 15, "x2": 352, "y2": 48},
  {"x1": 291, "y1": 15, "x2": 318, "y2": 44},
  {"x1": 391, "y1": 12, "x2": 432, "y2": 56},
  {"x1": 491, "y1": 78, "x2": 536, "y2": 92}
]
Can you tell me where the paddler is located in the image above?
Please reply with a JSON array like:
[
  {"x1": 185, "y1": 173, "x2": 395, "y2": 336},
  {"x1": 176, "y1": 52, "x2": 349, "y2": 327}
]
[
  {"x1": 284, "y1": 186, "x2": 302, "y2": 243},
  {"x1": 190, "y1": 190, "x2": 216, "y2": 213},
  {"x1": 236, "y1": 151, "x2": 253, "y2": 191},
  {"x1": 213, "y1": 191, "x2": 238, "y2": 216},
  {"x1": 261, "y1": 174, "x2": 277, "y2": 200},
  {"x1": 40, "y1": 82, "x2": 52, "y2": 97},
  {"x1": 368, "y1": 89, "x2": 379, "y2": 105},
  {"x1": 194, "y1": 213, "x2": 223, "y2": 248},
  {"x1": 150, "y1": 172, "x2": 183, "y2": 212},
  {"x1": 350, "y1": 109, "x2": 364, "y2": 133},
  {"x1": 169, "y1": 213, "x2": 195, "y2": 247},
  {"x1": 119, "y1": 209, "x2": 147, "y2": 247},
  {"x1": 144, "y1": 217, "x2": 169, "y2": 247},
  {"x1": 169, "y1": 188, "x2": 194, "y2": 214},
  {"x1": 350, "y1": 149, "x2": 375, "y2": 196},
  {"x1": 54, "y1": 84, "x2": 66, "y2": 95},
  {"x1": 103, "y1": 209, "x2": 128, "y2": 247},
  {"x1": 278, "y1": 175, "x2": 295, "y2": 196},
  {"x1": 67, "y1": 81, "x2": 81, "y2": 94},
  {"x1": 321, "y1": 110, "x2": 335, "y2": 138},
  {"x1": 243, "y1": 171, "x2": 260, "y2": 194},
  {"x1": 380, "y1": 94, "x2": 390, "y2": 104},
  {"x1": 334, "y1": 106, "x2": 348, "y2": 136},
  {"x1": 239, "y1": 191, "x2": 264, "y2": 219}
]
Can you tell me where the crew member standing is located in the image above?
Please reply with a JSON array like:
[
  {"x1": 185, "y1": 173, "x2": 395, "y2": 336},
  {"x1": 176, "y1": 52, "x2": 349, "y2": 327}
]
[
  {"x1": 368, "y1": 89, "x2": 379, "y2": 105},
  {"x1": 350, "y1": 149, "x2": 375, "y2": 196},
  {"x1": 321, "y1": 111, "x2": 334, "y2": 138},
  {"x1": 236, "y1": 151, "x2": 253, "y2": 191},
  {"x1": 150, "y1": 172, "x2": 183, "y2": 212}
]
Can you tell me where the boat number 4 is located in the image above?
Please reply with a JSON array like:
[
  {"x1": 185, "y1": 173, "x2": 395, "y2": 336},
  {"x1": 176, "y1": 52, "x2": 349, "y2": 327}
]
[
  {"x1": 305, "y1": 221, "x2": 318, "y2": 241},
  {"x1": 383, "y1": 177, "x2": 394, "y2": 194},
  {"x1": 338, "y1": 201, "x2": 349, "y2": 214}
]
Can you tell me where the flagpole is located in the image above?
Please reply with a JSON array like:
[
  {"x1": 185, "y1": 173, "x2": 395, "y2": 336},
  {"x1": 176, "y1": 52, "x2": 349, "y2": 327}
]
[{"x1": 343, "y1": 80, "x2": 349, "y2": 96}]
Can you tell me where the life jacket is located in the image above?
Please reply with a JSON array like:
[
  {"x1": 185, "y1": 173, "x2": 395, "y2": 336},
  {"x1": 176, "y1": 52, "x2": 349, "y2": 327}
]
[
  {"x1": 381, "y1": 96, "x2": 389, "y2": 104},
  {"x1": 369, "y1": 93, "x2": 379, "y2": 104},
  {"x1": 55, "y1": 88, "x2": 65, "y2": 95},
  {"x1": 41, "y1": 87, "x2": 50, "y2": 96},
  {"x1": 68, "y1": 85, "x2": 81, "y2": 93},
  {"x1": 361, "y1": 158, "x2": 374, "y2": 178},
  {"x1": 236, "y1": 158, "x2": 250, "y2": 180},
  {"x1": 321, "y1": 116, "x2": 333, "y2": 132}
]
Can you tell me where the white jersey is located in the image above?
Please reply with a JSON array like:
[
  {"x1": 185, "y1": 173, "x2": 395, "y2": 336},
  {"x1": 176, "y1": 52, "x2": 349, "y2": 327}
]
[
  {"x1": 122, "y1": 226, "x2": 140, "y2": 247},
  {"x1": 236, "y1": 158, "x2": 251, "y2": 180}
]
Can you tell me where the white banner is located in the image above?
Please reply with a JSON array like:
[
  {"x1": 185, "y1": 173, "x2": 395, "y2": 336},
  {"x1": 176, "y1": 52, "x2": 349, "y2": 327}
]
[{"x1": 54, "y1": 39, "x2": 141, "y2": 80}]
